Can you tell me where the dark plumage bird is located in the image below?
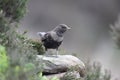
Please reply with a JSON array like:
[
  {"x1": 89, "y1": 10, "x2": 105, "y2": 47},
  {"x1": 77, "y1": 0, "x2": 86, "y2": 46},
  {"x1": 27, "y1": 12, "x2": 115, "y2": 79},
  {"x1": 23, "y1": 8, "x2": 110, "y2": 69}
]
[{"x1": 37, "y1": 24, "x2": 71, "y2": 56}]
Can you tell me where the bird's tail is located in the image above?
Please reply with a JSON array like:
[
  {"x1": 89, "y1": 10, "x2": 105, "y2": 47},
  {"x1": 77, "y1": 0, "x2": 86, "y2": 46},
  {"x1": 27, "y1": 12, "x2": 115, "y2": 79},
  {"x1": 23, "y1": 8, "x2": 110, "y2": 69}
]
[{"x1": 37, "y1": 32, "x2": 46, "y2": 38}]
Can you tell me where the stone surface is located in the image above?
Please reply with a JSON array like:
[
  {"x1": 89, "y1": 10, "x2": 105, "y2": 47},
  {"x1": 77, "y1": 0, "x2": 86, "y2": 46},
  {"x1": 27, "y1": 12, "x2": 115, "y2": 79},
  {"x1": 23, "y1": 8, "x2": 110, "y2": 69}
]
[{"x1": 36, "y1": 55, "x2": 85, "y2": 77}]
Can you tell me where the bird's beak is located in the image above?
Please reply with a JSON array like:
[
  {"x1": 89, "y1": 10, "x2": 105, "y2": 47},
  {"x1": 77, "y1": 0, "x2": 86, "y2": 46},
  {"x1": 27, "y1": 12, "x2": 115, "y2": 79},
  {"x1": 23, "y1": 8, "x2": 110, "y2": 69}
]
[{"x1": 67, "y1": 26, "x2": 71, "y2": 30}]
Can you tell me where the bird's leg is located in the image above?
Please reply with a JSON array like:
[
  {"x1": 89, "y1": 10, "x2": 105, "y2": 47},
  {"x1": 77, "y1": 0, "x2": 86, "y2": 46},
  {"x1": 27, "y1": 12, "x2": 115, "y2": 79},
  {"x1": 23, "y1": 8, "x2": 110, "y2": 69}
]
[
  {"x1": 55, "y1": 48, "x2": 59, "y2": 57},
  {"x1": 45, "y1": 48, "x2": 48, "y2": 56},
  {"x1": 45, "y1": 51, "x2": 48, "y2": 56}
]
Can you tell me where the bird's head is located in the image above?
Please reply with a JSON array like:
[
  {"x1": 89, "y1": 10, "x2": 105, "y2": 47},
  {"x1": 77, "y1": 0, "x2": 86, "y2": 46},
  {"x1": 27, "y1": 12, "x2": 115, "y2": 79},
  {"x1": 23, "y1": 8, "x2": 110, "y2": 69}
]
[{"x1": 53, "y1": 24, "x2": 71, "y2": 37}]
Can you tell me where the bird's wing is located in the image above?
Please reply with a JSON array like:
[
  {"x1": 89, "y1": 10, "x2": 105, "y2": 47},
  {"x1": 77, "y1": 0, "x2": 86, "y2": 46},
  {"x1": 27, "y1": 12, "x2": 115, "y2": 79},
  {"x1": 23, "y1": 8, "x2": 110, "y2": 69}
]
[{"x1": 42, "y1": 32, "x2": 52, "y2": 41}]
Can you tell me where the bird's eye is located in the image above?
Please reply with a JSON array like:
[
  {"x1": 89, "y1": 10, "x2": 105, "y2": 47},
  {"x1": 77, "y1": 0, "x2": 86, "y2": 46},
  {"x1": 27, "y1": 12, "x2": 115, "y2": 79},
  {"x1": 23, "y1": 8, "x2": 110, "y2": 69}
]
[{"x1": 61, "y1": 26, "x2": 66, "y2": 29}]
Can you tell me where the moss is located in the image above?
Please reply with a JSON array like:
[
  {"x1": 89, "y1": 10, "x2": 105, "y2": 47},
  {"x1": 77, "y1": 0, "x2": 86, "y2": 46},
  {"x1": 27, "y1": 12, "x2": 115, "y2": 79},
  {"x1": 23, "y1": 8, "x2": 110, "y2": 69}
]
[
  {"x1": 60, "y1": 71, "x2": 80, "y2": 80},
  {"x1": 28, "y1": 39, "x2": 45, "y2": 55}
]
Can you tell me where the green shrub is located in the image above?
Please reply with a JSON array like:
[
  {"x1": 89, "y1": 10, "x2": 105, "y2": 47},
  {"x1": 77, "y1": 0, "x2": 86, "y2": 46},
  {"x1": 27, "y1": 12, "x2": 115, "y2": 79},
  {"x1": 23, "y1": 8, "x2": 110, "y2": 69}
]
[
  {"x1": 28, "y1": 39, "x2": 45, "y2": 55},
  {"x1": 0, "y1": 0, "x2": 28, "y2": 22},
  {"x1": 38, "y1": 72, "x2": 59, "y2": 80},
  {"x1": 84, "y1": 61, "x2": 111, "y2": 80},
  {"x1": 110, "y1": 16, "x2": 120, "y2": 48},
  {"x1": 60, "y1": 61, "x2": 111, "y2": 80},
  {"x1": 0, "y1": 45, "x2": 8, "y2": 74},
  {"x1": 0, "y1": 0, "x2": 53, "y2": 80},
  {"x1": 0, "y1": 0, "x2": 42, "y2": 80},
  {"x1": 60, "y1": 71, "x2": 80, "y2": 80}
]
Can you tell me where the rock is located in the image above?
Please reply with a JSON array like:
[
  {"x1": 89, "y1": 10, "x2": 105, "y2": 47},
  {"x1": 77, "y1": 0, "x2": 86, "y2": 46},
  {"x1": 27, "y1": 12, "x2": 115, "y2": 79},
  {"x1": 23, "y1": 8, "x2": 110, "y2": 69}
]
[{"x1": 36, "y1": 55, "x2": 85, "y2": 77}]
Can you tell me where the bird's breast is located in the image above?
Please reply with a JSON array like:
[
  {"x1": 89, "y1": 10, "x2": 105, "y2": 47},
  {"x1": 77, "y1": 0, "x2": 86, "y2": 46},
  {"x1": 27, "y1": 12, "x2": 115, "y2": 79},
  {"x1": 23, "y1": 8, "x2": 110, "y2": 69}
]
[
  {"x1": 43, "y1": 39, "x2": 62, "y2": 49},
  {"x1": 51, "y1": 32, "x2": 63, "y2": 42}
]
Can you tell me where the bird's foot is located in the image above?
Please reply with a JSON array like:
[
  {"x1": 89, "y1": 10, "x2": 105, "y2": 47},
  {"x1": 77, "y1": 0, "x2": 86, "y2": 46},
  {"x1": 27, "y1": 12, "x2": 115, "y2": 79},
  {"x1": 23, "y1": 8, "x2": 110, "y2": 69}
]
[
  {"x1": 44, "y1": 50, "x2": 59, "y2": 58},
  {"x1": 44, "y1": 55, "x2": 58, "y2": 58}
]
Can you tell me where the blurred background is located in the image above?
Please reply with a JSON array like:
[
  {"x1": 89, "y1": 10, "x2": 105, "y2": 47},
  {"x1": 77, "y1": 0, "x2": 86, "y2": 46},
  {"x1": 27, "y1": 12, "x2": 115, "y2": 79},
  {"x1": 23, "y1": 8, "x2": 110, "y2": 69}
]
[{"x1": 19, "y1": 0, "x2": 120, "y2": 79}]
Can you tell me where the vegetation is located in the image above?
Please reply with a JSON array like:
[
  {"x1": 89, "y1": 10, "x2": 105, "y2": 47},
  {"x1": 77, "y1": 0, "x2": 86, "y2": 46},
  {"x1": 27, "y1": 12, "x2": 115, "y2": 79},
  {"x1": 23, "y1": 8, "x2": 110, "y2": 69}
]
[
  {"x1": 84, "y1": 62, "x2": 111, "y2": 80},
  {"x1": 60, "y1": 61, "x2": 111, "y2": 80},
  {"x1": 110, "y1": 16, "x2": 120, "y2": 48},
  {"x1": 0, "y1": 45, "x2": 58, "y2": 80},
  {"x1": 60, "y1": 71, "x2": 80, "y2": 80},
  {"x1": 0, "y1": 0, "x2": 49, "y2": 80},
  {"x1": 0, "y1": 0, "x2": 28, "y2": 22},
  {"x1": 28, "y1": 39, "x2": 45, "y2": 55}
]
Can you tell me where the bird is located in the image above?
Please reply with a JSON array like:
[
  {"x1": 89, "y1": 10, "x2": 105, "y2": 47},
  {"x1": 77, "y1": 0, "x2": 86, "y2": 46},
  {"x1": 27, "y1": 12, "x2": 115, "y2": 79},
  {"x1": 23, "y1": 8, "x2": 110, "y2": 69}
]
[{"x1": 37, "y1": 24, "x2": 71, "y2": 57}]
